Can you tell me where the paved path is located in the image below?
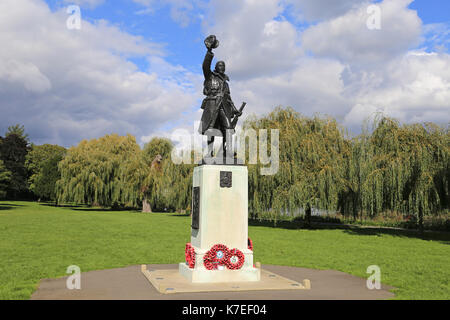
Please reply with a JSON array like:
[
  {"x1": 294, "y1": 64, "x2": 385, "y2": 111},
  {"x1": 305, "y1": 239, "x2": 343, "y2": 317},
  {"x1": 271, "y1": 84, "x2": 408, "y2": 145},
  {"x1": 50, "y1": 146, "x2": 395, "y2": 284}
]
[{"x1": 31, "y1": 264, "x2": 395, "y2": 300}]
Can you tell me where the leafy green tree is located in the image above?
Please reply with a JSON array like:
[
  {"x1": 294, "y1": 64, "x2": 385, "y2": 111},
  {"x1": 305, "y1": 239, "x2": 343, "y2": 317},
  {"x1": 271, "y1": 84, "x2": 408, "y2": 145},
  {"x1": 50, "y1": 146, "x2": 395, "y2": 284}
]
[
  {"x1": 26, "y1": 144, "x2": 66, "y2": 201},
  {"x1": 142, "y1": 138, "x2": 173, "y2": 164},
  {"x1": 56, "y1": 134, "x2": 140, "y2": 207},
  {"x1": 140, "y1": 138, "x2": 174, "y2": 211},
  {"x1": 52, "y1": 109, "x2": 449, "y2": 227},
  {"x1": 0, "y1": 125, "x2": 31, "y2": 199},
  {"x1": 341, "y1": 115, "x2": 449, "y2": 230},
  {"x1": 120, "y1": 137, "x2": 194, "y2": 213},
  {"x1": 119, "y1": 151, "x2": 151, "y2": 210},
  {"x1": 244, "y1": 107, "x2": 350, "y2": 225},
  {"x1": 6, "y1": 124, "x2": 30, "y2": 143},
  {"x1": 0, "y1": 160, "x2": 11, "y2": 199},
  {"x1": 244, "y1": 109, "x2": 448, "y2": 228},
  {"x1": 148, "y1": 158, "x2": 194, "y2": 213}
]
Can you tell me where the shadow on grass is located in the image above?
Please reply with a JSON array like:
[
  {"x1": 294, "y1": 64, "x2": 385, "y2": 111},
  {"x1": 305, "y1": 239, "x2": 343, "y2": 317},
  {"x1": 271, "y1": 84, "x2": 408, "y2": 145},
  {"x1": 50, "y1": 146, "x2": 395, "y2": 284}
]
[
  {"x1": 340, "y1": 226, "x2": 450, "y2": 244},
  {"x1": 249, "y1": 219, "x2": 304, "y2": 230},
  {"x1": 71, "y1": 207, "x2": 141, "y2": 213},
  {"x1": 249, "y1": 217, "x2": 450, "y2": 244},
  {"x1": 39, "y1": 203, "x2": 83, "y2": 208},
  {"x1": 47, "y1": 202, "x2": 140, "y2": 212},
  {"x1": 167, "y1": 213, "x2": 191, "y2": 217},
  {"x1": 0, "y1": 203, "x2": 26, "y2": 211},
  {"x1": 249, "y1": 215, "x2": 343, "y2": 230}
]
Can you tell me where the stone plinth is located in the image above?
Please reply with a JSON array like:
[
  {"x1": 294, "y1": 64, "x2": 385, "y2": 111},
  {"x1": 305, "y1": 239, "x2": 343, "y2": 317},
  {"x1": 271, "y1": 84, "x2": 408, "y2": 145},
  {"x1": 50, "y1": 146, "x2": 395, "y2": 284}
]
[{"x1": 179, "y1": 165, "x2": 260, "y2": 283}]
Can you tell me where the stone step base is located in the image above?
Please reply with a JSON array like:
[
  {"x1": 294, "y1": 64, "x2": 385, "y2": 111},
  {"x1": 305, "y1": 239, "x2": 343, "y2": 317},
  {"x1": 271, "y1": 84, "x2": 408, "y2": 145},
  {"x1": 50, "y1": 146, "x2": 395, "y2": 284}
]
[{"x1": 179, "y1": 262, "x2": 261, "y2": 283}]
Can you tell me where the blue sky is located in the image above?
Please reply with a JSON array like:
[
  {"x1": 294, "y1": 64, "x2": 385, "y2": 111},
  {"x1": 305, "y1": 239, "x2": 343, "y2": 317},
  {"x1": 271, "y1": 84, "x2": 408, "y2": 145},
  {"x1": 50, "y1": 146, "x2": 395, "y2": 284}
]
[
  {"x1": 43, "y1": 0, "x2": 449, "y2": 72},
  {"x1": 410, "y1": 0, "x2": 450, "y2": 24},
  {"x1": 45, "y1": 0, "x2": 207, "y2": 72},
  {"x1": 0, "y1": 0, "x2": 449, "y2": 147}
]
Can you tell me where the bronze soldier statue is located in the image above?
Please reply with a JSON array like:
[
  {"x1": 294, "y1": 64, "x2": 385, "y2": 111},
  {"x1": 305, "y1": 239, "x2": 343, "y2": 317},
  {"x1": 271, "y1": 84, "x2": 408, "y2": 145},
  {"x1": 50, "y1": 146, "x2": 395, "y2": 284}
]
[{"x1": 199, "y1": 35, "x2": 245, "y2": 162}]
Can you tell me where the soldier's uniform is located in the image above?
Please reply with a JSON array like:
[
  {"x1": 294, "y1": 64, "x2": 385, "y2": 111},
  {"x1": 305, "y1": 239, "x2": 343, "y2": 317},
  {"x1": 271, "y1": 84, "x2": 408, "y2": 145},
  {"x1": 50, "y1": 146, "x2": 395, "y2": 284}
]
[{"x1": 198, "y1": 51, "x2": 239, "y2": 135}]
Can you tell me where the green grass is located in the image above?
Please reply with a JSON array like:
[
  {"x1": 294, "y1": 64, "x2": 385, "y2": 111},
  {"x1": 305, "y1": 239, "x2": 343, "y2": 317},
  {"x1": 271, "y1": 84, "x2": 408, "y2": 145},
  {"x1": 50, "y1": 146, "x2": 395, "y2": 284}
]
[{"x1": 0, "y1": 201, "x2": 449, "y2": 300}]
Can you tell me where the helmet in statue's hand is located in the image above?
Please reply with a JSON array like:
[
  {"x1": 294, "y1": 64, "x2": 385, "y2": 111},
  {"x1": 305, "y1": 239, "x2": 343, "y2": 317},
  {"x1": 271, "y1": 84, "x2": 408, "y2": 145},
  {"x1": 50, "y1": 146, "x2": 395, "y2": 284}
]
[{"x1": 204, "y1": 35, "x2": 219, "y2": 50}]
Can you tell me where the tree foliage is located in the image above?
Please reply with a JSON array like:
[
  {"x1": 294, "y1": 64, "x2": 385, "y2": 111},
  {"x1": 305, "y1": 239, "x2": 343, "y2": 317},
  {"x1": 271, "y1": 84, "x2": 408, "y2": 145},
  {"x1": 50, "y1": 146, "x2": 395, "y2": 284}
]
[
  {"x1": 49, "y1": 107, "x2": 448, "y2": 226},
  {"x1": 0, "y1": 125, "x2": 31, "y2": 199},
  {"x1": 0, "y1": 160, "x2": 11, "y2": 199},
  {"x1": 142, "y1": 137, "x2": 173, "y2": 164},
  {"x1": 120, "y1": 138, "x2": 194, "y2": 213},
  {"x1": 26, "y1": 144, "x2": 66, "y2": 201},
  {"x1": 6, "y1": 124, "x2": 30, "y2": 143},
  {"x1": 244, "y1": 107, "x2": 350, "y2": 222},
  {"x1": 148, "y1": 159, "x2": 194, "y2": 212},
  {"x1": 56, "y1": 134, "x2": 140, "y2": 207},
  {"x1": 340, "y1": 115, "x2": 449, "y2": 227},
  {"x1": 243, "y1": 109, "x2": 449, "y2": 223}
]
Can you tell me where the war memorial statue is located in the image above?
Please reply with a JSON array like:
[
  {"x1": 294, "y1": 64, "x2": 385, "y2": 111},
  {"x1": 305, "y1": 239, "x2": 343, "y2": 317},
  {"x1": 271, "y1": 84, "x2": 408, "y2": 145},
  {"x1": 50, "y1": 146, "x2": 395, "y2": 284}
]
[
  {"x1": 199, "y1": 35, "x2": 246, "y2": 163},
  {"x1": 141, "y1": 34, "x2": 311, "y2": 290},
  {"x1": 172, "y1": 34, "x2": 262, "y2": 284}
]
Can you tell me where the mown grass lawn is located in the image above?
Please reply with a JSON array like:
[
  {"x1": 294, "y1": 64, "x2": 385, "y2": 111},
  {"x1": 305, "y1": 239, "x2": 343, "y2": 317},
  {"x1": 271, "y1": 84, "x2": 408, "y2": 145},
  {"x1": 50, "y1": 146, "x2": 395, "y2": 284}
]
[{"x1": 0, "y1": 201, "x2": 449, "y2": 300}]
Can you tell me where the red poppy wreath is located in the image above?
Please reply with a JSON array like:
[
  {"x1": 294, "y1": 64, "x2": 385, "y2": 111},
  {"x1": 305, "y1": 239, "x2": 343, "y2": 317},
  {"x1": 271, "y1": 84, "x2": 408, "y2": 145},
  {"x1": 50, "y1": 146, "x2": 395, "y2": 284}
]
[
  {"x1": 185, "y1": 243, "x2": 196, "y2": 269},
  {"x1": 203, "y1": 244, "x2": 229, "y2": 270},
  {"x1": 226, "y1": 248, "x2": 245, "y2": 270},
  {"x1": 247, "y1": 237, "x2": 253, "y2": 251}
]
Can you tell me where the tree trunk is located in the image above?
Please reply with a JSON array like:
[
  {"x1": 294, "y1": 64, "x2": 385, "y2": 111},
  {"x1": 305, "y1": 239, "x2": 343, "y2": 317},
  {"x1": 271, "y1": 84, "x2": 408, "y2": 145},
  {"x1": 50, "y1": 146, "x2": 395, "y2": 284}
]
[
  {"x1": 352, "y1": 192, "x2": 358, "y2": 221},
  {"x1": 418, "y1": 206, "x2": 424, "y2": 234},
  {"x1": 305, "y1": 203, "x2": 312, "y2": 227},
  {"x1": 142, "y1": 197, "x2": 152, "y2": 213}
]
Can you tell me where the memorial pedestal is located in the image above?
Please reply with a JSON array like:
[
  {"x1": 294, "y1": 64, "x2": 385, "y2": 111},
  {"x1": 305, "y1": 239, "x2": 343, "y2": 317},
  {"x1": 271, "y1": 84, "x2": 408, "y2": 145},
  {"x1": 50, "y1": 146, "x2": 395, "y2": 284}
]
[{"x1": 179, "y1": 165, "x2": 260, "y2": 283}]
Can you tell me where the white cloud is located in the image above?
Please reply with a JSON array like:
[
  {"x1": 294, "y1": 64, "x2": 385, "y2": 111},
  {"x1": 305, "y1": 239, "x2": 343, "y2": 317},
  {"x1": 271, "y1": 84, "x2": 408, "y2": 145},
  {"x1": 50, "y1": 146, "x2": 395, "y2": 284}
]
[
  {"x1": 230, "y1": 57, "x2": 347, "y2": 118},
  {"x1": 0, "y1": 0, "x2": 199, "y2": 147},
  {"x1": 198, "y1": 0, "x2": 448, "y2": 134},
  {"x1": 176, "y1": 0, "x2": 348, "y2": 127},
  {"x1": 203, "y1": 0, "x2": 302, "y2": 80},
  {"x1": 1, "y1": 0, "x2": 448, "y2": 149},
  {"x1": 301, "y1": 0, "x2": 422, "y2": 66},
  {"x1": 286, "y1": 0, "x2": 368, "y2": 22},
  {"x1": 0, "y1": 60, "x2": 52, "y2": 93},
  {"x1": 344, "y1": 51, "x2": 450, "y2": 129}
]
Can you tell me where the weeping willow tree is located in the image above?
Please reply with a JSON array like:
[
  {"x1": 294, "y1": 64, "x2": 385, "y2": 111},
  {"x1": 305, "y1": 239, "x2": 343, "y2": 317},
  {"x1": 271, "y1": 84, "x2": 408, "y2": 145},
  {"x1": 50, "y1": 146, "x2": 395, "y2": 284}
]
[
  {"x1": 119, "y1": 151, "x2": 149, "y2": 209},
  {"x1": 244, "y1": 107, "x2": 351, "y2": 223},
  {"x1": 57, "y1": 133, "x2": 194, "y2": 211},
  {"x1": 142, "y1": 137, "x2": 173, "y2": 162},
  {"x1": 341, "y1": 115, "x2": 449, "y2": 229},
  {"x1": 147, "y1": 159, "x2": 195, "y2": 213},
  {"x1": 54, "y1": 110, "x2": 448, "y2": 224},
  {"x1": 142, "y1": 137, "x2": 174, "y2": 212},
  {"x1": 140, "y1": 137, "x2": 193, "y2": 212},
  {"x1": 56, "y1": 134, "x2": 140, "y2": 207},
  {"x1": 119, "y1": 139, "x2": 195, "y2": 213}
]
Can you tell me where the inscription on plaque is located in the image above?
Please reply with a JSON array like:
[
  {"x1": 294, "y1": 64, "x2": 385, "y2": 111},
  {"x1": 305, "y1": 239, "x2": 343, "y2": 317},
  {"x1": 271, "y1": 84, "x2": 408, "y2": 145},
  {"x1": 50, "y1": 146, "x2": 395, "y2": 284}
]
[
  {"x1": 220, "y1": 171, "x2": 232, "y2": 188},
  {"x1": 192, "y1": 186, "x2": 200, "y2": 229}
]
